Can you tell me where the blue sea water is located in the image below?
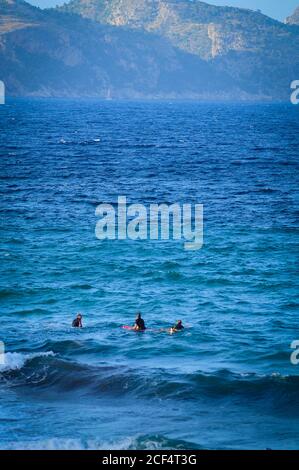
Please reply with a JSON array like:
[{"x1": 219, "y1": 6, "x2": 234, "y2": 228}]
[{"x1": 0, "y1": 99, "x2": 298, "y2": 450}]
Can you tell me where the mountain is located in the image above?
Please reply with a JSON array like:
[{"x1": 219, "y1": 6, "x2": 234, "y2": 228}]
[
  {"x1": 60, "y1": 0, "x2": 299, "y2": 100},
  {"x1": 60, "y1": 0, "x2": 294, "y2": 60},
  {"x1": 0, "y1": 0, "x2": 238, "y2": 98},
  {"x1": 286, "y1": 6, "x2": 299, "y2": 25},
  {"x1": 0, "y1": 0, "x2": 299, "y2": 100}
]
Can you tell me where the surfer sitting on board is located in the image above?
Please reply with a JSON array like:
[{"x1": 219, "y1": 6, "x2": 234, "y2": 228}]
[
  {"x1": 72, "y1": 313, "x2": 83, "y2": 328},
  {"x1": 170, "y1": 320, "x2": 184, "y2": 334},
  {"x1": 133, "y1": 312, "x2": 146, "y2": 331}
]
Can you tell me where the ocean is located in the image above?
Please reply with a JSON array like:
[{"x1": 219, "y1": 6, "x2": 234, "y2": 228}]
[{"x1": 0, "y1": 99, "x2": 298, "y2": 450}]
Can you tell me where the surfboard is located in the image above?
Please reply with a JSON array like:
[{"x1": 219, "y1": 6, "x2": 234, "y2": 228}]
[
  {"x1": 122, "y1": 325, "x2": 148, "y2": 332},
  {"x1": 122, "y1": 326, "x2": 169, "y2": 333}
]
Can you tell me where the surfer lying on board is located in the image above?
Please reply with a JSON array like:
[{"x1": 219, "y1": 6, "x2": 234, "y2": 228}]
[
  {"x1": 133, "y1": 312, "x2": 146, "y2": 331},
  {"x1": 170, "y1": 320, "x2": 184, "y2": 334},
  {"x1": 72, "y1": 313, "x2": 83, "y2": 328}
]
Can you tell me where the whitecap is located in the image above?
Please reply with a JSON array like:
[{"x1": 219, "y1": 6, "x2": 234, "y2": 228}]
[
  {"x1": 0, "y1": 436, "x2": 137, "y2": 450},
  {"x1": 0, "y1": 351, "x2": 55, "y2": 372}
]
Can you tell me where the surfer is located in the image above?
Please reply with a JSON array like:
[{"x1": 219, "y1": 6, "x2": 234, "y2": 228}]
[
  {"x1": 170, "y1": 320, "x2": 184, "y2": 334},
  {"x1": 72, "y1": 313, "x2": 83, "y2": 328},
  {"x1": 133, "y1": 312, "x2": 146, "y2": 331}
]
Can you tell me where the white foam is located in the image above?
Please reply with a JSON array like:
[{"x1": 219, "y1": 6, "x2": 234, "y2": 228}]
[
  {"x1": 0, "y1": 351, "x2": 55, "y2": 372},
  {"x1": 0, "y1": 436, "x2": 137, "y2": 450}
]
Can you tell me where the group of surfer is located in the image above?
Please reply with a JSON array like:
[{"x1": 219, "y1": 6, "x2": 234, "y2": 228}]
[
  {"x1": 72, "y1": 312, "x2": 184, "y2": 333},
  {"x1": 133, "y1": 312, "x2": 184, "y2": 333}
]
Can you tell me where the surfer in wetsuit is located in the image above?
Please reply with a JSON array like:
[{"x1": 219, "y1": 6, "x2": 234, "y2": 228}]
[
  {"x1": 72, "y1": 313, "x2": 83, "y2": 328},
  {"x1": 170, "y1": 320, "x2": 184, "y2": 334},
  {"x1": 133, "y1": 312, "x2": 146, "y2": 331}
]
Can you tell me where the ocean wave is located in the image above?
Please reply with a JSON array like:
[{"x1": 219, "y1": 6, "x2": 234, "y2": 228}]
[
  {"x1": 1, "y1": 354, "x2": 298, "y2": 413},
  {"x1": 0, "y1": 351, "x2": 55, "y2": 372},
  {"x1": 35, "y1": 339, "x2": 113, "y2": 355},
  {"x1": 0, "y1": 434, "x2": 200, "y2": 450},
  {"x1": 59, "y1": 138, "x2": 101, "y2": 146},
  {"x1": 10, "y1": 308, "x2": 50, "y2": 316}
]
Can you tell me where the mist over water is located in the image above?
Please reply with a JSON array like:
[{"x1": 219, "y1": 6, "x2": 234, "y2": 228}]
[{"x1": 0, "y1": 100, "x2": 298, "y2": 449}]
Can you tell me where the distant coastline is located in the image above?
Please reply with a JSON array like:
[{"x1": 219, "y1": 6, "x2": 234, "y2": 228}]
[{"x1": 1, "y1": 0, "x2": 299, "y2": 102}]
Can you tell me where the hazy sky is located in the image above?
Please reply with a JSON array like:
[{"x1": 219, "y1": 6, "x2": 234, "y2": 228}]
[{"x1": 28, "y1": 0, "x2": 298, "y2": 22}]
